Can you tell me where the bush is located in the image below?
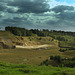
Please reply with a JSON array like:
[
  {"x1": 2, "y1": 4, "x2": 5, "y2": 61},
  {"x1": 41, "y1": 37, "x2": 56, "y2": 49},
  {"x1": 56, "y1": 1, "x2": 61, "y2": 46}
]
[
  {"x1": 19, "y1": 69, "x2": 37, "y2": 73},
  {"x1": 62, "y1": 71, "x2": 68, "y2": 75},
  {"x1": 50, "y1": 56, "x2": 54, "y2": 60},
  {"x1": 40, "y1": 59, "x2": 49, "y2": 66},
  {"x1": 50, "y1": 55, "x2": 62, "y2": 63}
]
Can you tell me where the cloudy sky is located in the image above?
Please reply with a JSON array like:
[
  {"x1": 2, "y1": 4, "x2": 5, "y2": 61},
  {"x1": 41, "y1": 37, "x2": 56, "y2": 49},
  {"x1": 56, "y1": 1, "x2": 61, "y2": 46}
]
[{"x1": 0, "y1": 0, "x2": 75, "y2": 31}]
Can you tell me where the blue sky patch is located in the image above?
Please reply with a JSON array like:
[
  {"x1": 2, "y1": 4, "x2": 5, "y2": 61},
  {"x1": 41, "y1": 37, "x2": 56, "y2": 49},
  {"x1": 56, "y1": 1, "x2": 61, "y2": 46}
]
[{"x1": 56, "y1": 0, "x2": 75, "y2": 4}]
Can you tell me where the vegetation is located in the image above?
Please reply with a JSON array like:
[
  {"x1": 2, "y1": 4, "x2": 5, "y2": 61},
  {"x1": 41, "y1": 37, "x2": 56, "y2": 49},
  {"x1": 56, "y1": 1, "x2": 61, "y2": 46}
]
[
  {"x1": 0, "y1": 26, "x2": 75, "y2": 75},
  {"x1": 5, "y1": 26, "x2": 33, "y2": 36},
  {"x1": 41, "y1": 55, "x2": 75, "y2": 68},
  {"x1": 5, "y1": 26, "x2": 75, "y2": 50},
  {"x1": 0, "y1": 62, "x2": 74, "y2": 75}
]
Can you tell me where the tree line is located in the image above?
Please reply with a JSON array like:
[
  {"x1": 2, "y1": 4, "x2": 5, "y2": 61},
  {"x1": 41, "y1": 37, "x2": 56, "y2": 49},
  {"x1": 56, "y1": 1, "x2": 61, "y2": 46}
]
[
  {"x1": 5, "y1": 26, "x2": 75, "y2": 37},
  {"x1": 5, "y1": 27, "x2": 33, "y2": 36}
]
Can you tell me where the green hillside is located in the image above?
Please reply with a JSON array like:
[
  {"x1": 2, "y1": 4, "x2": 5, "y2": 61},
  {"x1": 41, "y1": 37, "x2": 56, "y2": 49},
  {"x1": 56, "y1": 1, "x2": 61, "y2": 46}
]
[
  {"x1": 5, "y1": 26, "x2": 75, "y2": 49},
  {"x1": 0, "y1": 30, "x2": 58, "y2": 49},
  {"x1": 0, "y1": 31, "x2": 15, "y2": 38},
  {"x1": 0, "y1": 62, "x2": 75, "y2": 75},
  {"x1": 0, "y1": 27, "x2": 75, "y2": 75},
  {"x1": 0, "y1": 31, "x2": 16, "y2": 49}
]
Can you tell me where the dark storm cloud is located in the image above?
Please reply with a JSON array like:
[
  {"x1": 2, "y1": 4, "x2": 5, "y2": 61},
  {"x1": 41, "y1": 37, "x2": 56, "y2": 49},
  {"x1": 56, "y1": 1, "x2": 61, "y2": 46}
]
[
  {"x1": 7, "y1": 0, "x2": 50, "y2": 13},
  {"x1": 52, "y1": 6, "x2": 75, "y2": 21},
  {"x1": 2, "y1": 17, "x2": 25, "y2": 23},
  {"x1": 1, "y1": 18, "x2": 34, "y2": 30},
  {"x1": 1, "y1": 16, "x2": 33, "y2": 27},
  {"x1": 0, "y1": 0, "x2": 14, "y2": 3},
  {"x1": 0, "y1": 0, "x2": 50, "y2": 13},
  {"x1": 51, "y1": 5, "x2": 74, "y2": 13},
  {"x1": 7, "y1": 7, "x2": 19, "y2": 13},
  {"x1": 58, "y1": 11, "x2": 75, "y2": 20},
  {"x1": 45, "y1": 5, "x2": 75, "y2": 30},
  {"x1": 0, "y1": 15, "x2": 2, "y2": 17},
  {"x1": 0, "y1": 0, "x2": 75, "y2": 31},
  {"x1": 46, "y1": 20, "x2": 58, "y2": 25},
  {"x1": 0, "y1": 0, "x2": 14, "y2": 12},
  {"x1": 0, "y1": 3, "x2": 7, "y2": 11}
]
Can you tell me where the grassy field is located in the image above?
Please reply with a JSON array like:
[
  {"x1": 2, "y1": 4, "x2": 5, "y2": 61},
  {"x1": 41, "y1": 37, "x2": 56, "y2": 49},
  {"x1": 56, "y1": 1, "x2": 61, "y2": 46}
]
[
  {"x1": 0, "y1": 46, "x2": 60, "y2": 65},
  {"x1": 0, "y1": 31, "x2": 60, "y2": 65},
  {"x1": 63, "y1": 50, "x2": 75, "y2": 57},
  {"x1": 0, "y1": 47, "x2": 75, "y2": 65},
  {"x1": 0, "y1": 62, "x2": 74, "y2": 75},
  {"x1": 0, "y1": 30, "x2": 75, "y2": 74}
]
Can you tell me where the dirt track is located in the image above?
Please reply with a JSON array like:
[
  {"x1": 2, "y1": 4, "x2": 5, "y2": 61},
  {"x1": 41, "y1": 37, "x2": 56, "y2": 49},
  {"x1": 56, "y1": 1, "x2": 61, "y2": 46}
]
[{"x1": 16, "y1": 44, "x2": 51, "y2": 49}]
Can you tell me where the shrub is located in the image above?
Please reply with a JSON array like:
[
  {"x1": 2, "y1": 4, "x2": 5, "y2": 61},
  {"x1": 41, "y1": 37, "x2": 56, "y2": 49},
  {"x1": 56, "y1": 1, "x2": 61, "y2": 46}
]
[
  {"x1": 40, "y1": 59, "x2": 49, "y2": 66},
  {"x1": 50, "y1": 56, "x2": 54, "y2": 60},
  {"x1": 62, "y1": 71, "x2": 68, "y2": 75},
  {"x1": 54, "y1": 55, "x2": 62, "y2": 63},
  {"x1": 19, "y1": 69, "x2": 37, "y2": 73}
]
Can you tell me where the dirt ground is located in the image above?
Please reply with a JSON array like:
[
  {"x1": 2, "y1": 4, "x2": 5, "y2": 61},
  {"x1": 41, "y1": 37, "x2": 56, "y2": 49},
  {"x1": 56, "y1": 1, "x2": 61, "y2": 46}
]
[{"x1": 16, "y1": 44, "x2": 53, "y2": 49}]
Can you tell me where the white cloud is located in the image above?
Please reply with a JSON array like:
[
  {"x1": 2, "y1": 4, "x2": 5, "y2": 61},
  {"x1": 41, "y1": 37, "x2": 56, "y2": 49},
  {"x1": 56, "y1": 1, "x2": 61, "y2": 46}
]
[
  {"x1": 7, "y1": 6, "x2": 19, "y2": 12},
  {"x1": 44, "y1": 11, "x2": 60, "y2": 15}
]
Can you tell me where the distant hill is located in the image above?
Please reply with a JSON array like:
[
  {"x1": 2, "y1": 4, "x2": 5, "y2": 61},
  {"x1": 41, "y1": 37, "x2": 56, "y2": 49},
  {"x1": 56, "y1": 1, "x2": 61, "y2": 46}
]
[
  {"x1": 5, "y1": 26, "x2": 75, "y2": 49},
  {"x1": 0, "y1": 30, "x2": 58, "y2": 49},
  {"x1": 1, "y1": 26, "x2": 75, "y2": 50}
]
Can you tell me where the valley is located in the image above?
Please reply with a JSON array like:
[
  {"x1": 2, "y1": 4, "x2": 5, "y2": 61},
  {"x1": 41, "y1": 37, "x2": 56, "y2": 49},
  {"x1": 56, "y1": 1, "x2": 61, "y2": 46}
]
[{"x1": 0, "y1": 27, "x2": 75, "y2": 74}]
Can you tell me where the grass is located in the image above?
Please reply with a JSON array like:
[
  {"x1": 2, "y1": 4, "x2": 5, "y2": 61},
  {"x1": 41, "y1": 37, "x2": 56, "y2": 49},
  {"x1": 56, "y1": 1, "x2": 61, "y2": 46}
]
[
  {"x1": 0, "y1": 31, "x2": 15, "y2": 39},
  {"x1": 63, "y1": 50, "x2": 75, "y2": 57},
  {"x1": 0, "y1": 62, "x2": 74, "y2": 75},
  {"x1": 0, "y1": 30, "x2": 75, "y2": 74},
  {"x1": 0, "y1": 46, "x2": 75, "y2": 65},
  {"x1": 0, "y1": 47, "x2": 60, "y2": 65},
  {"x1": 0, "y1": 31, "x2": 61, "y2": 65},
  {"x1": 0, "y1": 62, "x2": 75, "y2": 75}
]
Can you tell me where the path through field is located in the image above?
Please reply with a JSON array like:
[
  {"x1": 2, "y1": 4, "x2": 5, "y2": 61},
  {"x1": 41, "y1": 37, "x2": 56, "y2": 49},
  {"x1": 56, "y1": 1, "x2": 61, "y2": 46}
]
[{"x1": 16, "y1": 44, "x2": 52, "y2": 49}]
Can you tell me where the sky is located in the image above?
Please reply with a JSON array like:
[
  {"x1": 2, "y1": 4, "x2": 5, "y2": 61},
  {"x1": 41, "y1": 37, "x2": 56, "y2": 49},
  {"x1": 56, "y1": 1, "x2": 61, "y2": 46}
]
[
  {"x1": 56, "y1": 0, "x2": 75, "y2": 4},
  {"x1": 0, "y1": 0, "x2": 75, "y2": 31}
]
